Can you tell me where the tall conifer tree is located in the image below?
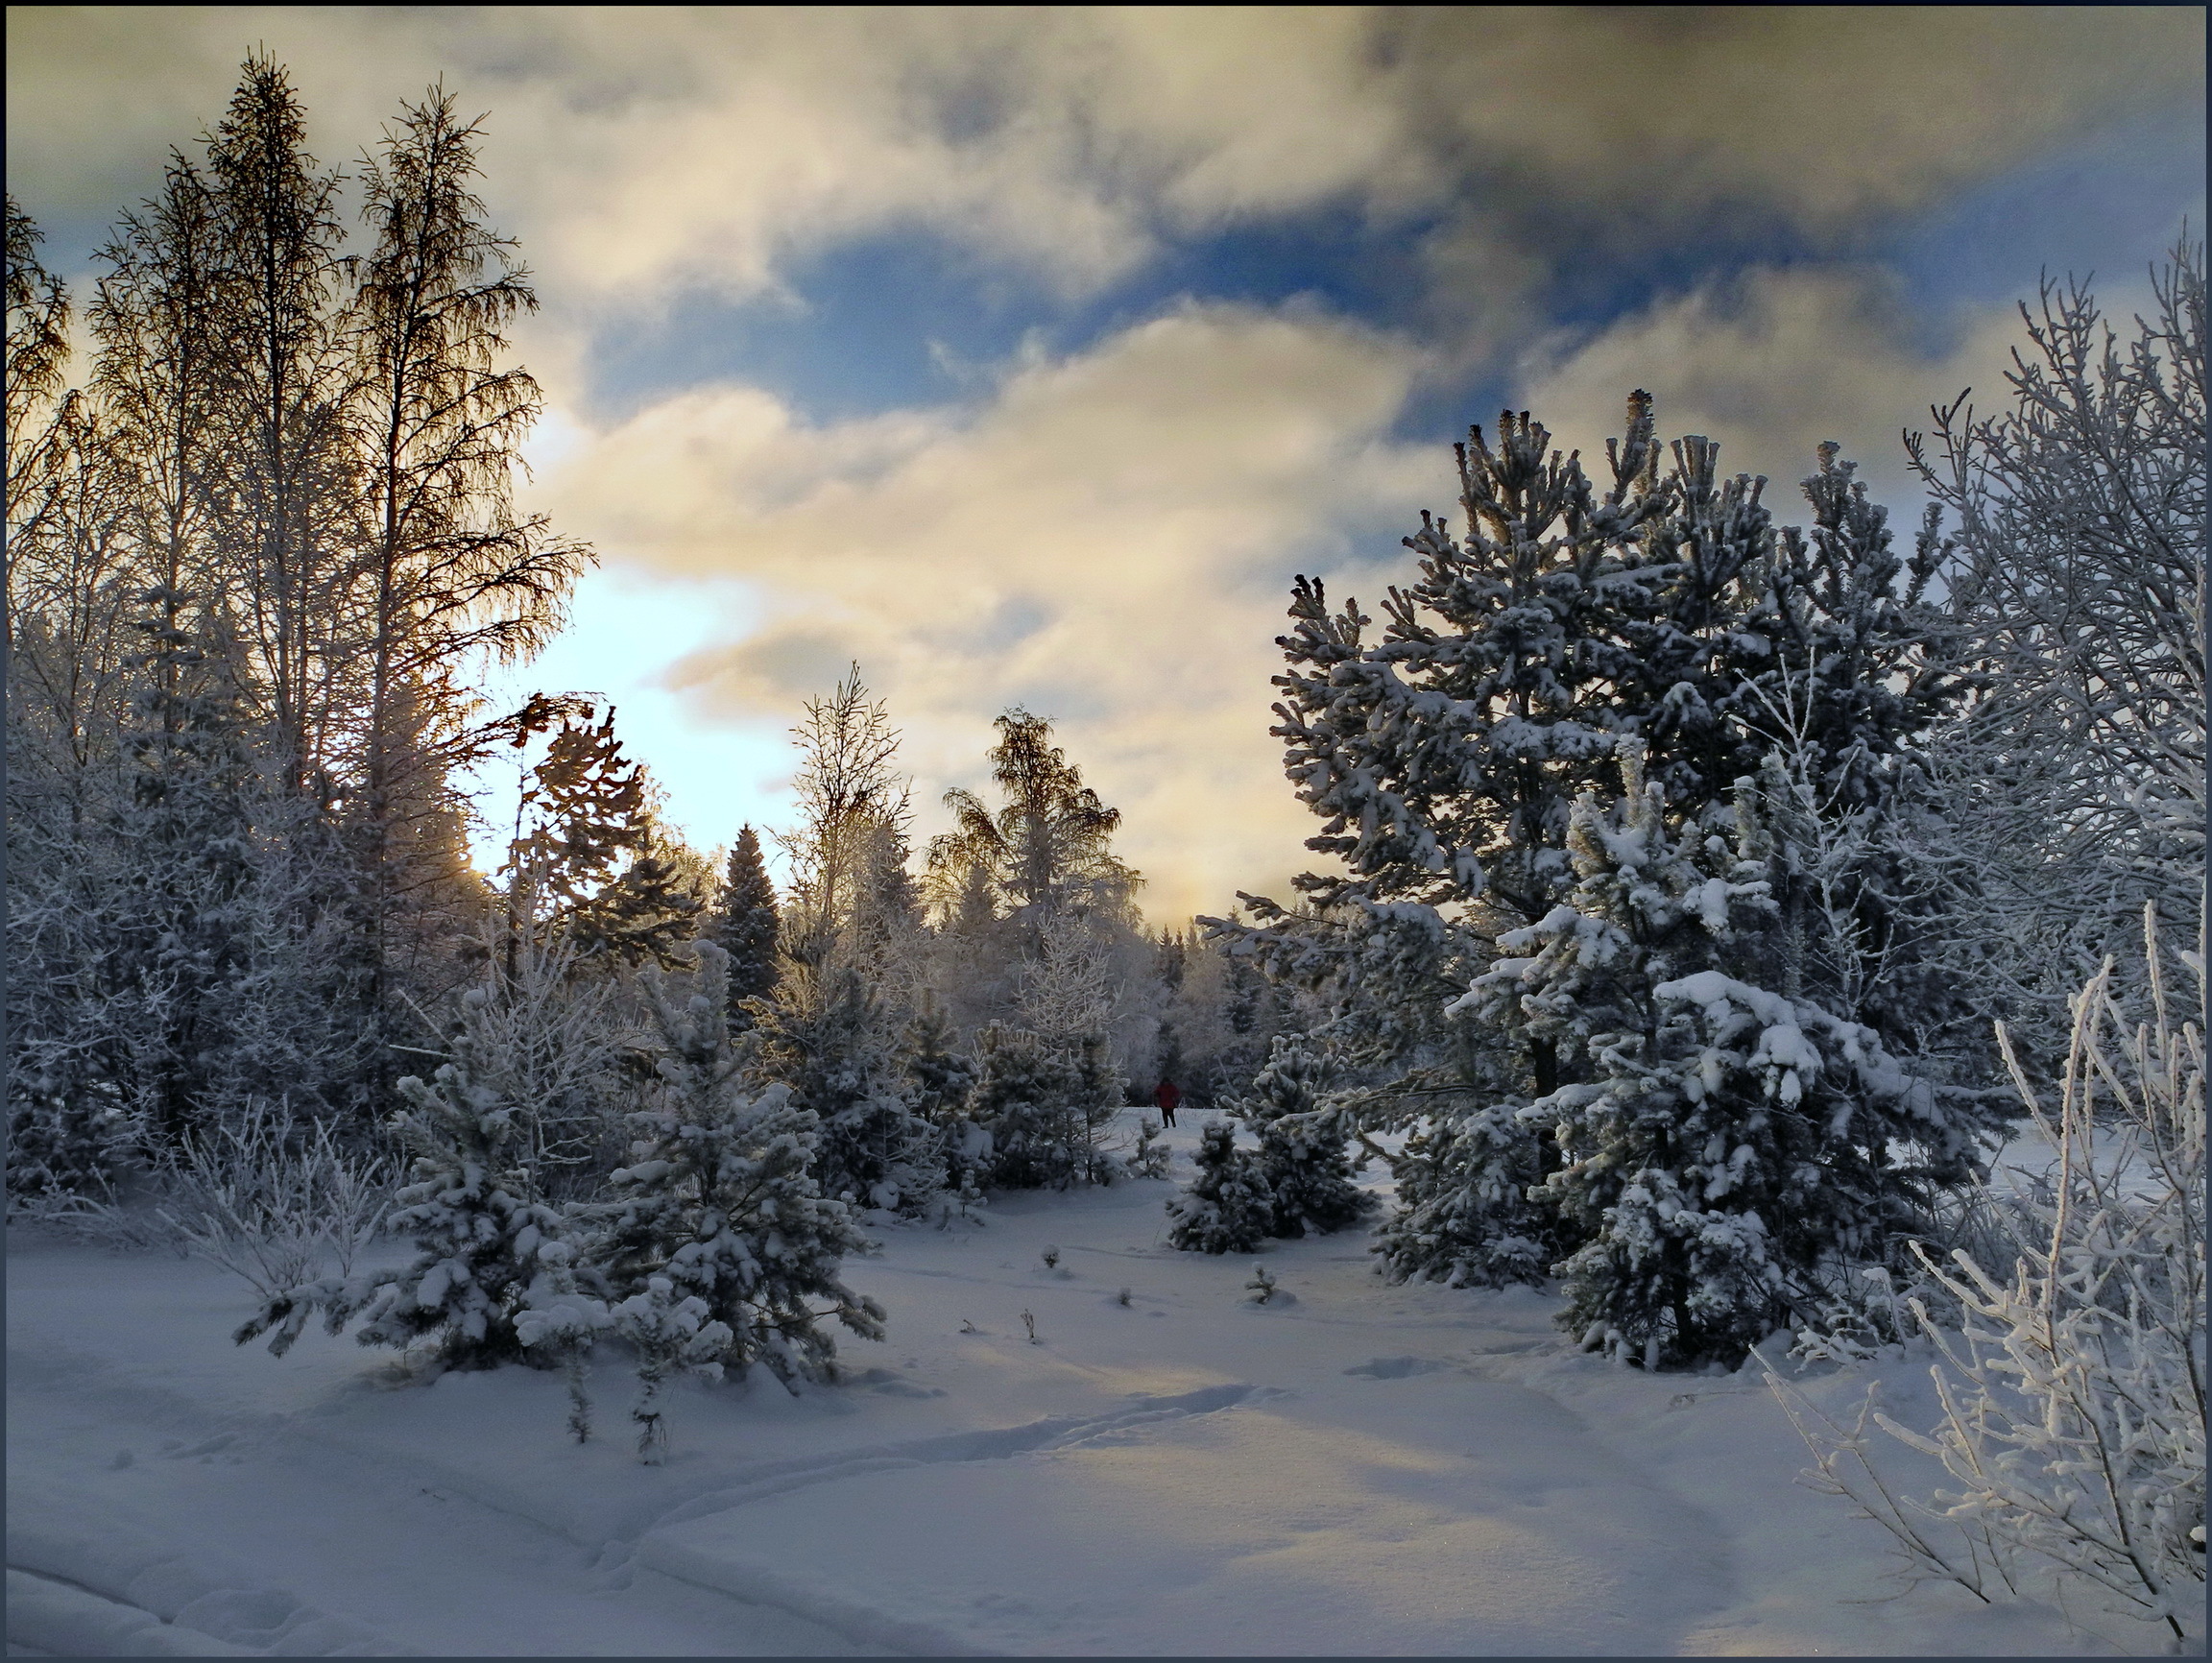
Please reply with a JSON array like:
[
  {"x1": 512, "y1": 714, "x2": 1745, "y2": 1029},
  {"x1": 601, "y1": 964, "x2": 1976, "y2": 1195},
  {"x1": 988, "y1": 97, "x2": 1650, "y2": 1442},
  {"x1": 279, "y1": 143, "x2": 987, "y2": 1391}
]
[{"x1": 711, "y1": 824, "x2": 781, "y2": 1024}]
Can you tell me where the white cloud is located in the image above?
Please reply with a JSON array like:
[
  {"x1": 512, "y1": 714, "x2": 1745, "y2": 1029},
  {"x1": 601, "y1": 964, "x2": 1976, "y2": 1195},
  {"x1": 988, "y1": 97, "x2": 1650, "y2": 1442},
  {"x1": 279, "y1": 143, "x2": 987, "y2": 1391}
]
[{"x1": 522, "y1": 301, "x2": 1440, "y2": 921}]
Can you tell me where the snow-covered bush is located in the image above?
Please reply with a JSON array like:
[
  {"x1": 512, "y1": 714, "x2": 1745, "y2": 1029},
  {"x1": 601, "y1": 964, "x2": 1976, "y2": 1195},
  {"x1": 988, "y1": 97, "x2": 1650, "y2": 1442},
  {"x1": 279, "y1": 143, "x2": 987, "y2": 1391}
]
[
  {"x1": 1122, "y1": 1113, "x2": 1172, "y2": 1180},
  {"x1": 1166, "y1": 1121, "x2": 1274, "y2": 1254},
  {"x1": 1774, "y1": 907, "x2": 2204, "y2": 1648},
  {"x1": 155, "y1": 1104, "x2": 392, "y2": 1298}
]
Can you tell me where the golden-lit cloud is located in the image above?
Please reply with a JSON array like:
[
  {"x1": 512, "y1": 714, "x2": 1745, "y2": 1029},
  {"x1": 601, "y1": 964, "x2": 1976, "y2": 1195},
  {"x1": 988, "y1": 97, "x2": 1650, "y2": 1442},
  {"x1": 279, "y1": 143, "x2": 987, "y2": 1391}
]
[
  {"x1": 1506, "y1": 265, "x2": 2032, "y2": 511},
  {"x1": 7, "y1": 8, "x2": 2199, "y2": 918},
  {"x1": 527, "y1": 303, "x2": 1440, "y2": 920}
]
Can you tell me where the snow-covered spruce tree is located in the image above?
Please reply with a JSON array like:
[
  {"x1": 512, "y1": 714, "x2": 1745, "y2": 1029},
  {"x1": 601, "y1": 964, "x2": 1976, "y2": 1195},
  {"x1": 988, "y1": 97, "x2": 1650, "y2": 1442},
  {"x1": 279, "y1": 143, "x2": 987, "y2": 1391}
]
[
  {"x1": 1467, "y1": 749, "x2": 1979, "y2": 1368},
  {"x1": 709, "y1": 824, "x2": 781, "y2": 1027},
  {"x1": 1233, "y1": 1035, "x2": 1373, "y2": 1239},
  {"x1": 1165, "y1": 1121, "x2": 1275, "y2": 1255},
  {"x1": 749, "y1": 930, "x2": 939, "y2": 1213},
  {"x1": 589, "y1": 942, "x2": 885, "y2": 1394},
  {"x1": 899, "y1": 1005, "x2": 986, "y2": 1202}
]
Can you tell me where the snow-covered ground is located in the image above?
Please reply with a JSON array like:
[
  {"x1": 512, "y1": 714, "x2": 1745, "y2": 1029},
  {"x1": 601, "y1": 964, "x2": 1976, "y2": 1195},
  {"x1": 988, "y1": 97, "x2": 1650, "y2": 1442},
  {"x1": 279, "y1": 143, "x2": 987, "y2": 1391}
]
[{"x1": 7, "y1": 1112, "x2": 2150, "y2": 1656}]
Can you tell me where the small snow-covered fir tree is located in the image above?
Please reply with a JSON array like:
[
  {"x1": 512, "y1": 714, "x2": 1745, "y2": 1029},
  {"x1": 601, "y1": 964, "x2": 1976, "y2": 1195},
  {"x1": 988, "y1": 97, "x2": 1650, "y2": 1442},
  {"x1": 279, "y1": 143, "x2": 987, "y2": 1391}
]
[
  {"x1": 1166, "y1": 1121, "x2": 1274, "y2": 1254},
  {"x1": 1235, "y1": 1035, "x2": 1372, "y2": 1239},
  {"x1": 594, "y1": 942, "x2": 886, "y2": 1394},
  {"x1": 345, "y1": 985, "x2": 573, "y2": 1369},
  {"x1": 1373, "y1": 1096, "x2": 1561, "y2": 1289},
  {"x1": 749, "y1": 931, "x2": 941, "y2": 1213}
]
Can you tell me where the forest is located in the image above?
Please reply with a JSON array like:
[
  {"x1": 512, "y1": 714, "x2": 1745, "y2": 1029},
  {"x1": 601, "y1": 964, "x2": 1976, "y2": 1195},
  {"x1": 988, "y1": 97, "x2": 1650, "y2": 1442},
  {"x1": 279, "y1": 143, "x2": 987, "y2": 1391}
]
[{"x1": 6, "y1": 53, "x2": 2202, "y2": 1649}]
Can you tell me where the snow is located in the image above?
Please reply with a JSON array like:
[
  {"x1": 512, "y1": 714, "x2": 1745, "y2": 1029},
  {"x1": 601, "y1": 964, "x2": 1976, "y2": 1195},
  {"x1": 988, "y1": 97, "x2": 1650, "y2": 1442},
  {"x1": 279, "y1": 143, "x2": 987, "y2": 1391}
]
[{"x1": 7, "y1": 1112, "x2": 2144, "y2": 1657}]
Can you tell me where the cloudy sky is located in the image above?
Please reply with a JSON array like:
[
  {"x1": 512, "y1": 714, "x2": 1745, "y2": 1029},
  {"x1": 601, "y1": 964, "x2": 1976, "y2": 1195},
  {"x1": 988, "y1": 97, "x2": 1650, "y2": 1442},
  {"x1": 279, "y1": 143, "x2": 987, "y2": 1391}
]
[{"x1": 9, "y1": 7, "x2": 2204, "y2": 920}]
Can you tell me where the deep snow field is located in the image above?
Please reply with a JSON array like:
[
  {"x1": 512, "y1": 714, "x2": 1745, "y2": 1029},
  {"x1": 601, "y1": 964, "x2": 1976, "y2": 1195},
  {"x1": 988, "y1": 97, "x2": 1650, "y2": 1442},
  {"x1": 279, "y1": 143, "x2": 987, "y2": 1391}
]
[{"x1": 7, "y1": 1110, "x2": 2153, "y2": 1657}]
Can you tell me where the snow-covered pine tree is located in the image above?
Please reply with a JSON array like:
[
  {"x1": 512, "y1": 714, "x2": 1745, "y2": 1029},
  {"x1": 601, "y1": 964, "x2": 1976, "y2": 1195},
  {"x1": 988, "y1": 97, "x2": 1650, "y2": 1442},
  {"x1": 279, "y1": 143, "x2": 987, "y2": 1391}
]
[
  {"x1": 710, "y1": 825, "x2": 780, "y2": 1026},
  {"x1": 593, "y1": 942, "x2": 886, "y2": 1393},
  {"x1": 748, "y1": 932, "x2": 940, "y2": 1213},
  {"x1": 1229, "y1": 398, "x2": 1980, "y2": 1300},
  {"x1": 1234, "y1": 1035, "x2": 1372, "y2": 1239},
  {"x1": 900, "y1": 1005, "x2": 985, "y2": 1193},
  {"x1": 966, "y1": 1023, "x2": 1074, "y2": 1191},
  {"x1": 340, "y1": 984, "x2": 573, "y2": 1368},
  {"x1": 1165, "y1": 1121, "x2": 1274, "y2": 1254},
  {"x1": 1466, "y1": 748, "x2": 1973, "y2": 1367}
]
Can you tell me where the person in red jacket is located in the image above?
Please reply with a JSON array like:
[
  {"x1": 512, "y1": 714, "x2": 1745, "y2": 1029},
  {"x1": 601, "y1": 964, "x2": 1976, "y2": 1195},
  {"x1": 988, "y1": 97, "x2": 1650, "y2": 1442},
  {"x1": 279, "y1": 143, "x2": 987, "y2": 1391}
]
[{"x1": 1152, "y1": 1077, "x2": 1181, "y2": 1129}]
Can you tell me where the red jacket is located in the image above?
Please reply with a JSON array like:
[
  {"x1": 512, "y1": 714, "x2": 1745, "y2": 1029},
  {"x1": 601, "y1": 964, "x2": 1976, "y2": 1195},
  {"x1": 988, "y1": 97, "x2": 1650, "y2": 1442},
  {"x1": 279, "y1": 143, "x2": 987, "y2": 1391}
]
[{"x1": 1153, "y1": 1079, "x2": 1182, "y2": 1112}]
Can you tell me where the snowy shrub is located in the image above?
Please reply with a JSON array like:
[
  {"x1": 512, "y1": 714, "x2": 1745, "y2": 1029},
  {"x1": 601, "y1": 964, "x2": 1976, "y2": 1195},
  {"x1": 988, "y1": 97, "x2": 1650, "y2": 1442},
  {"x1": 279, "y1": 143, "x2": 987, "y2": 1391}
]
[
  {"x1": 1907, "y1": 245, "x2": 2205, "y2": 1072},
  {"x1": 156, "y1": 1103, "x2": 392, "y2": 1299},
  {"x1": 589, "y1": 943, "x2": 886, "y2": 1396},
  {"x1": 1245, "y1": 1263, "x2": 1279, "y2": 1304},
  {"x1": 1122, "y1": 1113, "x2": 1172, "y2": 1180},
  {"x1": 1773, "y1": 909, "x2": 2204, "y2": 1648},
  {"x1": 1166, "y1": 1122, "x2": 1274, "y2": 1254}
]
